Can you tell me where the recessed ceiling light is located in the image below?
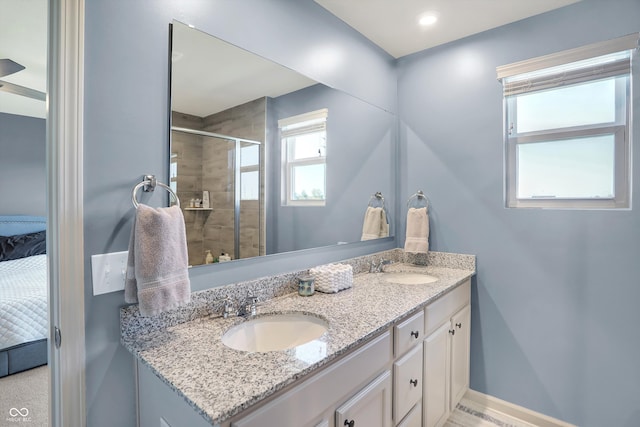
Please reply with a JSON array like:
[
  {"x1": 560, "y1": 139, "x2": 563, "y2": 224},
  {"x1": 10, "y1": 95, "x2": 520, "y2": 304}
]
[{"x1": 418, "y1": 13, "x2": 438, "y2": 27}]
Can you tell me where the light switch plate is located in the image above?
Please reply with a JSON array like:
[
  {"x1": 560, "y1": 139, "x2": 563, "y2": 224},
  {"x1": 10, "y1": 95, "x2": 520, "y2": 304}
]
[{"x1": 91, "y1": 251, "x2": 128, "y2": 295}]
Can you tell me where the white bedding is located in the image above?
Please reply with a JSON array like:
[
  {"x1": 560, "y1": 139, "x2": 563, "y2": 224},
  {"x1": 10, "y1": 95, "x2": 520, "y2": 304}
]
[{"x1": 0, "y1": 254, "x2": 48, "y2": 350}]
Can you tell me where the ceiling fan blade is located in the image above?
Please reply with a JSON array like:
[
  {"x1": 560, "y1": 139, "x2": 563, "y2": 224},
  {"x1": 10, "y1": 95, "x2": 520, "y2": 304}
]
[
  {"x1": 0, "y1": 80, "x2": 46, "y2": 101},
  {"x1": 0, "y1": 59, "x2": 26, "y2": 78}
]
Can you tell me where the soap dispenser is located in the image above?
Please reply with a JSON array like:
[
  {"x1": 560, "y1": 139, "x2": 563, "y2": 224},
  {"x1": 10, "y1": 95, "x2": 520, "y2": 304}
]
[{"x1": 204, "y1": 250, "x2": 214, "y2": 264}]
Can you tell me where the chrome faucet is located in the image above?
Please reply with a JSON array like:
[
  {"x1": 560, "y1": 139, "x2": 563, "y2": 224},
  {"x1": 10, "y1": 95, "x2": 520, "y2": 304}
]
[
  {"x1": 212, "y1": 294, "x2": 259, "y2": 319},
  {"x1": 222, "y1": 297, "x2": 236, "y2": 319},
  {"x1": 238, "y1": 294, "x2": 259, "y2": 318},
  {"x1": 370, "y1": 259, "x2": 393, "y2": 273}
]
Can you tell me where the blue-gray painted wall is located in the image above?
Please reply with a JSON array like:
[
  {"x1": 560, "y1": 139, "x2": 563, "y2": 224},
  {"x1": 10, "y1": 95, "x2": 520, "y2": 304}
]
[
  {"x1": 83, "y1": 0, "x2": 640, "y2": 426},
  {"x1": 396, "y1": 1, "x2": 640, "y2": 426},
  {"x1": 83, "y1": 1, "x2": 396, "y2": 426},
  {"x1": 0, "y1": 113, "x2": 46, "y2": 217}
]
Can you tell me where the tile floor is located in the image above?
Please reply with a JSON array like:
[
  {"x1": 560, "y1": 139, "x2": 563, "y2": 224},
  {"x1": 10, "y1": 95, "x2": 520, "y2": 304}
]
[{"x1": 445, "y1": 397, "x2": 539, "y2": 427}]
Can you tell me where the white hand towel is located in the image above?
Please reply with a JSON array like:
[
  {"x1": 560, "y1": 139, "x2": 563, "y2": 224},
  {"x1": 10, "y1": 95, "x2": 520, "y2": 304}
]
[
  {"x1": 361, "y1": 207, "x2": 384, "y2": 240},
  {"x1": 124, "y1": 204, "x2": 191, "y2": 316},
  {"x1": 404, "y1": 207, "x2": 429, "y2": 253},
  {"x1": 380, "y1": 208, "x2": 389, "y2": 238}
]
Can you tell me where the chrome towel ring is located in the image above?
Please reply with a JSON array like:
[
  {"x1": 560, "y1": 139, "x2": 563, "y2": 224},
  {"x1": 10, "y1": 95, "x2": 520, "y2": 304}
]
[
  {"x1": 131, "y1": 174, "x2": 180, "y2": 208},
  {"x1": 407, "y1": 190, "x2": 429, "y2": 209}
]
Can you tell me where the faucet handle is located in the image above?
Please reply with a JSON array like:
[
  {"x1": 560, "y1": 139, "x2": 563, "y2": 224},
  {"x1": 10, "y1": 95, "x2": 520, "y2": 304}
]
[
  {"x1": 223, "y1": 297, "x2": 236, "y2": 318},
  {"x1": 246, "y1": 294, "x2": 259, "y2": 316}
]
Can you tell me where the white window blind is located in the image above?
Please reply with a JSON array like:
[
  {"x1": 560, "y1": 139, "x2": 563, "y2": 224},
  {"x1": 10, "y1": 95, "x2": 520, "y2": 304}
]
[{"x1": 498, "y1": 34, "x2": 637, "y2": 209}]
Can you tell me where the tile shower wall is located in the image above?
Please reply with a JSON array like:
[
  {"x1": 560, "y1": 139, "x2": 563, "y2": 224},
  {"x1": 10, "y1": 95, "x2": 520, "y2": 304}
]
[
  {"x1": 203, "y1": 97, "x2": 266, "y2": 260},
  {"x1": 171, "y1": 97, "x2": 265, "y2": 265},
  {"x1": 172, "y1": 112, "x2": 206, "y2": 265}
]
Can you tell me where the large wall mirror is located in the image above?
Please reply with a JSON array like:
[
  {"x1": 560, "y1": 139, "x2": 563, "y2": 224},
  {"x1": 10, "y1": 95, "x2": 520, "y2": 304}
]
[{"x1": 169, "y1": 21, "x2": 396, "y2": 267}]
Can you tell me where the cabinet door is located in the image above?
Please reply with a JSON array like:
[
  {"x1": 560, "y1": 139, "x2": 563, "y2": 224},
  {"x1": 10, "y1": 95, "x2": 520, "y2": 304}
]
[
  {"x1": 450, "y1": 304, "x2": 470, "y2": 410},
  {"x1": 336, "y1": 370, "x2": 392, "y2": 427},
  {"x1": 423, "y1": 322, "x2": 450, "y2": 427}
]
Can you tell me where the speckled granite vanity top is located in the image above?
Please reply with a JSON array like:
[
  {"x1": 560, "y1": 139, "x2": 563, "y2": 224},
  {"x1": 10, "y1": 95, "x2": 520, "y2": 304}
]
[{"x1": 120, "y1": 249, "x2": 475, "y2": 425}]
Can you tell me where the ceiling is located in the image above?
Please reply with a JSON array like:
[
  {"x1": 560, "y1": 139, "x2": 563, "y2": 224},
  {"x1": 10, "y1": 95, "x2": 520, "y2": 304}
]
[
  {"x1": 0, "y1": 0, "x2": 47, "y2": 119},
  {"x1": 314, "y1": 0, "x2": 581, "y2": 58},
  {"x1": 1, "y1": 0, "x2": 582, "y2": 119},
  {"x1": 171, "y1": 22, "x2": 317, "y2": 118}
]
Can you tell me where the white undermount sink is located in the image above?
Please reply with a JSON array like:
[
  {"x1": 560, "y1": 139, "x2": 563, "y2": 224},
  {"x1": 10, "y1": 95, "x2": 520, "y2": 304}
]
[
  {"x1": 383, "y1": 272, "x2": 438, "y2": 285},
  {"x1": 221, "y1": 313, "x2": 329, "y2": 352}
]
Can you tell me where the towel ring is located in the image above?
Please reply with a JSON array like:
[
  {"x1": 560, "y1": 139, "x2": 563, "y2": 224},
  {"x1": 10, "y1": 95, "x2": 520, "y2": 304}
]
[
  {"x1": 131, "y1": 175, "x2": 180, "y2": 208},
  {"x1": 368, "y1": 192, "x2": 385, "y2": 209},
  {"x1": 407, "y1": 190, "x2": 429, "y2": 209}
]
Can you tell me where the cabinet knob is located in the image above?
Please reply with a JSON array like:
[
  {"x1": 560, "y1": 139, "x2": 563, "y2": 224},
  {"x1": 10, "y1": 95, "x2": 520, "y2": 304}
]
[
  {"x1": 410, "y1": 379, "x2": 418, "y2": 387},
  {"x1": 411, "y1": 330, "x2": 420, "y2": 339},
  {"x1": 449, "y1": 329, "x2": 455, "y2": 335},
  {"x1": 456, "y1": 323, "x2": 462, "y2": 328},
  {"x1": 344, "y1": 420, "x2": 355, "y2": 427}
]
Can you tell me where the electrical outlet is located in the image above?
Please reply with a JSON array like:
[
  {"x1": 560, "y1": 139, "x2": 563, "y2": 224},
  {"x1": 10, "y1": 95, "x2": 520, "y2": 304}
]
[{"x1": 91, "y1": 251, "x2": 128, "y2": 295}]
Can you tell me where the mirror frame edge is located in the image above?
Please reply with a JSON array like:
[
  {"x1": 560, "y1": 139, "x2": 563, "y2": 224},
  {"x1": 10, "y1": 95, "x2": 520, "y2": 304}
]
[{"x1": 167, "y1": 21, "x2": 399, "y2": 274}]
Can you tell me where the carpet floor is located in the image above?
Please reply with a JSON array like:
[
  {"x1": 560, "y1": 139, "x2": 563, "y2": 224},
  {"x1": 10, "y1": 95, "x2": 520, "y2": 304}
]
[{"x1": 0, "y1": 366, "x2": 48, "y2": 427}]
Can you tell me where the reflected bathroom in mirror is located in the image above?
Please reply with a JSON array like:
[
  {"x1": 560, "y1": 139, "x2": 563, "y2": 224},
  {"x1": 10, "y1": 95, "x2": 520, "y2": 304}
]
[{"x1": 169, "y1": 21, "x2": 396, "y2": 267}]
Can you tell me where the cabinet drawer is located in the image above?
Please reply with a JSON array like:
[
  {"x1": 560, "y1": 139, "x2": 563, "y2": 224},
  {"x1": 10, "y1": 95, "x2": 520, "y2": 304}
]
[
  {"x1": 425, "y1": 280, "x2": 470, "y2": 335},
  {"x1": 394, "y1": 310, "x2": 424, "y2": 357},
  {"x1": 336, "y1": 370, "x2": 392, "y2": 427},
  {"x1": 393, "y1": 344, "x2": 423, "y2": 423},
  {"x1": 397, "y1": 402, "x2": 421, "y2": 427},
  {"x1": 232, "y1": 330, "x2": 392, "y2": 427}
]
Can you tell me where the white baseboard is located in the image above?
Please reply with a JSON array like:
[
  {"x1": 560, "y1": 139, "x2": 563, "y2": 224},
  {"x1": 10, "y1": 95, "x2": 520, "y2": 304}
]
[{"x1": 464, "y1": 389, "x2": 576, "y2": 427}]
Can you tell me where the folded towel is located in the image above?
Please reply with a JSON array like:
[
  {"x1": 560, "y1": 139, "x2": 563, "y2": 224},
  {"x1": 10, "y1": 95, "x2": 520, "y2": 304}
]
[
  {"x1": 124, "y1": 204, "x2": 191, "y2": 316},
  {"x1": 361, "y1": 207, "x2": 385, "y2": 240},
  {"x1": 404, "y1": 207, "x2": 429, "y2": 253}
]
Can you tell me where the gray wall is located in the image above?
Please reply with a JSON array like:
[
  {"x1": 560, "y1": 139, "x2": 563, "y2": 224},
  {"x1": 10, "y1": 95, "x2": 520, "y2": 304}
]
[
  {"x1": 0, "y1": 113, "x2": 46, "y2": 217},
  {"x1": 396, "y1": 1, "x2": 640, "y2": 426},
  {"x1": 270, "y1": 83, "x2": 396, "y2": 253},
  {"x1": 83, "y1": 1, "x2": 396, "y2": 426}
]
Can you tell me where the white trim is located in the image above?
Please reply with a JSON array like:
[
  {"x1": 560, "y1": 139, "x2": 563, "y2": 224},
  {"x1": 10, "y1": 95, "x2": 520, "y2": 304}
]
[
  {"x1": 464, "y1": 389, "x2": 577, "y2": 427},
  {"x1": 47, "y1": 0, "x2": 86, "y2": 426},
  {"x1": 497, "y1": 33, "x2": 639, "y2": 80},
  {"x1": 277, "y1": 108, "x2": 328, "y2": 128}
]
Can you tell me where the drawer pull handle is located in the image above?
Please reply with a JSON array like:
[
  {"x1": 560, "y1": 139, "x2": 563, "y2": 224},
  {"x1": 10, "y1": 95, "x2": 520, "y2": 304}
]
[
  {"x1": 411, "y1": 330, "x2": 420, "y2": 339},
  {"x1": 456, "y1": 323, "x2": 462, "y2": 328},
  {"x1": 344, "y1": 420, "x2": 355, "y2": 427},
  {"x1": 410, "y1": 379, "x2": 418, "y2": 387},
  {"x1": 449, "y1": 329, "x2": 455, "y2": 335}
]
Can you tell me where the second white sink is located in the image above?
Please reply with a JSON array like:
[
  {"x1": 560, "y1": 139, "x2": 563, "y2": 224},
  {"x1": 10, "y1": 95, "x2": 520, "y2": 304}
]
[
  {"x1": 221, "y1": 313, "x2": 328, "y2": 352},
  {"x1": 383, "y1": 272, "x2": 438, "y2": 285}
]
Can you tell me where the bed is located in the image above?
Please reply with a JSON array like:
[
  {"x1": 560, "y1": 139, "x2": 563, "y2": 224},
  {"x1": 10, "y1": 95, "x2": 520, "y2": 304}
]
[{"x1": 0, "y1": 215, "x2": 48, "y2": 377}]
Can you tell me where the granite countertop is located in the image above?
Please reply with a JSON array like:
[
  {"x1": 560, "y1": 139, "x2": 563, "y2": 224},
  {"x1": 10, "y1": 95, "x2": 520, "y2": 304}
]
[{"x1": 121, "y1": 258, "x2": 474, "y2": 426}]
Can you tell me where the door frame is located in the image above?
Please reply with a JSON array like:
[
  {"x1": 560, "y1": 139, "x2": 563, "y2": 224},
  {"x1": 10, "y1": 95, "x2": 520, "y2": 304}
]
[{"x1": 47, "y1": 0, "x2": 86, "y2": 425}]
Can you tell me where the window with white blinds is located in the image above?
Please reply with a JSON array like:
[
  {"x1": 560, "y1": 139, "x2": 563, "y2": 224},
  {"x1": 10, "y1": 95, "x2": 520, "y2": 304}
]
[{"x1": 498, "y1": 34, "x2": 638, "y2": 209}]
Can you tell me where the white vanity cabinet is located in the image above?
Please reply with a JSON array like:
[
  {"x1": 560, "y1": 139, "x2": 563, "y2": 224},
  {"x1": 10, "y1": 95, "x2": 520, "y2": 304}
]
[
  {"x1": 423, "y1": 279, "x2": 471, "y2": 427},
  {"x1": 232, "y1": 330, "x2": 393, "y2": 427},
  {"x1": 396, "y1": 402, "x2": 421, "y2": 427},
  {"x1": 392, "y1": 310, "x2": 424, "y2": 426},
  {"x1": 335, "y1": 370, "x2": 392, "y2": 427},
  {"x1": 134, "y1": 277, "x2": 473, "y2": 427}
]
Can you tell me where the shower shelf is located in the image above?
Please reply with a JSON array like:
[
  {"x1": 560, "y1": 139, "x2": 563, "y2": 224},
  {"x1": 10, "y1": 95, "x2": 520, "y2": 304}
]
[{"x1": 184, "y1": 208, "x2": 213, "y2": 211}]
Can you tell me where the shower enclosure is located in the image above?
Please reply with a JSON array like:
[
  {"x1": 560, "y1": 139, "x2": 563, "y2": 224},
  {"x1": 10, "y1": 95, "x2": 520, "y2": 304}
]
[{"x1": 170, "y1": 127, "x2": 263, "y2": 266}]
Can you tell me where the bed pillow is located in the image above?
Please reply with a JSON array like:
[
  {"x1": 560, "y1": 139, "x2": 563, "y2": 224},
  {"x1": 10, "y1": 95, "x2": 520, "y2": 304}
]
[{"x1": 0, "y1": 230, "x2": 46, "y2": 262}]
